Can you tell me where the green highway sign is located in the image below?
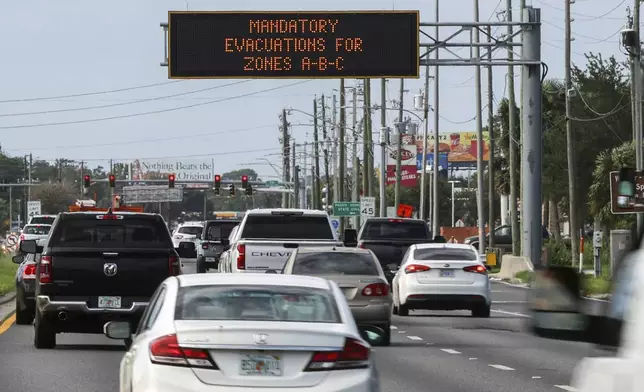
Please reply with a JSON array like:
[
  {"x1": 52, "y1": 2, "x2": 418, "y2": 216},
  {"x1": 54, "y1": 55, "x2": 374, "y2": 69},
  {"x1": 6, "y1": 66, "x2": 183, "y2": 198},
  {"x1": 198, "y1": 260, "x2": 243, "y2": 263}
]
[
  {"x1": 264, "y1": 181, "x2": 282, "y2": 187},
  {"x1": 333, "y1": 202, "x2": 361, "y2": 217}
]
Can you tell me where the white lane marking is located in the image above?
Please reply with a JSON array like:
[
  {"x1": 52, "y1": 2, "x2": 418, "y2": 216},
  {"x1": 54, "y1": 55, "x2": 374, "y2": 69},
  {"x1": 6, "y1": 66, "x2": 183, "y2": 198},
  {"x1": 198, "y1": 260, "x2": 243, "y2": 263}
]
[
  {"x1": 406, "y1": 335, "x2": 423, "y2": 341},
  {"x1": 532, "y1": 376, "x2": 541, "y2": 379},
  {"x1": 440, "y1": 349, "x2": 461, "y2": 354},
  {"x1": 493, "y1": 301, "x2": 527, "y2": 304},
  {"x1": 469, "y1": 357, "x2": 477, "y2": 360},
  {"x1": 488, "y1": 364, "x2": 515, "y2": 371},
  {"x1": 554, "y1": 386, "x2": 578, "y2": 391},
  {"x1": 390, "y1": 325, "x2": 398, "y2": 330},
  {"x1": 398, "y1": 330, "x2": 407, "y2": 334},
  {"x1": 491, "y1": 309, "x2": 531, "y2": 318}
]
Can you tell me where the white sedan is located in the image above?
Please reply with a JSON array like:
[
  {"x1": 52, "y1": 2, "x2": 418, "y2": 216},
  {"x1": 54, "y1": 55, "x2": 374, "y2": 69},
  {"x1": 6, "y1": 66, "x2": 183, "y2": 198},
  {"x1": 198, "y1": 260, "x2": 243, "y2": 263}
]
[
  {"x1": 104, "y1": 273, "x2": 383, "y2": 392},
  {"x1": 392, "y1": 243, "x2": 492, "y2": 318}
]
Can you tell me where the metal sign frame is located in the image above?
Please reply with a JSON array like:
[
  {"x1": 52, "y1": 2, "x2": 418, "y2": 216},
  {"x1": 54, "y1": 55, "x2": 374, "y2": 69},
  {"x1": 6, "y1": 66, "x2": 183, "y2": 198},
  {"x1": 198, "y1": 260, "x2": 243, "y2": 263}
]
[{"x1": 122, "y1": 185, "x2": 184, "y2": 203}]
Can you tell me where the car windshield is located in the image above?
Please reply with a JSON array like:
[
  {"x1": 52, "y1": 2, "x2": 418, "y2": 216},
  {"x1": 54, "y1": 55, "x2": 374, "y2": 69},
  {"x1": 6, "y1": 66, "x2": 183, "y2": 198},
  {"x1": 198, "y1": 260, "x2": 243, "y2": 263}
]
[
  {"x1": 178, "y1": 226, "x2": 202, "y2": 235},
  {"x1": 241, "y1": 215, "x2": 334, "y2": 240},
  {"x1": 175, "y1": 285, "x2": 341, "y2": 323},
  {"x1": 23, "y1": 225, "x2": 51, "y2": 235},
  {"x1": 207, "y1": 222, "x2": 238, "y2": 239},
  {"x1": 413, "y1": 248, "x2": 478, "y2": 261},
  {"x1": 30, "y1": 216, "x2": 55, "y2": 225},
  {"x1": 292, "y1": 252, "x2": 380, "y2": 275},
  {"x1": 362, "y1": 220, "x2": 429, "y2": 240}
]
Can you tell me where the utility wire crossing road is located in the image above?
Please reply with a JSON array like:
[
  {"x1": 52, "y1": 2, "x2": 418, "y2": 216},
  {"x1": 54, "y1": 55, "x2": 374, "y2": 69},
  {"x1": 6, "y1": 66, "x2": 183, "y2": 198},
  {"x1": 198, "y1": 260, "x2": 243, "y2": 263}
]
[{"x1": 0, "y1": 261, "x2": 599, "y2": 392}]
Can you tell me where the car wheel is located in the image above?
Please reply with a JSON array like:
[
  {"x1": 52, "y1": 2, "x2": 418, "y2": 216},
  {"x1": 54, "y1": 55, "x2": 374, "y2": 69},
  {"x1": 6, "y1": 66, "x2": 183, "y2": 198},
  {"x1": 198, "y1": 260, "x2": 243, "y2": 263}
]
[
  {"x1": 379, "y1": 325, "x2": 391, "y2": 346},
  {"x1": 15, "y1": 298, "x2": 33, "y2": 325},
  {"x1": 196, "y1": 258, "x2": 207, "y2": 274},
  {"x1": 471, "y1": 304, "x2": 491, "y2": 318},
  {"x1": 33, "y1": 310, "x2": 56, "y2": 349},
  {"x1": 398, "y1": 302, "x2": 409, "y2": 317}
]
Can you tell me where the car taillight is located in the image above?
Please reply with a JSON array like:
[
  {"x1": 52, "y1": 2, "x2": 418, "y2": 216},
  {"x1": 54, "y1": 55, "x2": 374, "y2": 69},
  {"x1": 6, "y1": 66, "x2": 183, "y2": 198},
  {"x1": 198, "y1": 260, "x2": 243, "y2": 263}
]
[
  {"x1": 388, "y1": 219, "x2": 404, "y2": 223},
  {"x1": 463, "y1": 265, "x2": 487, "y2": 274},
  {"x1": 404, "y1": 264, "x2": 430, "y2": 274},
  {"x1": 357, "y1": 242, "x2": 365, "y2": 249},
  {"x1": 201, "y1": 243, "x2": 209, "y2": 250},
  {"x1": 149, "y1": 334, "x2": 217, "y2": 369},
  {"x1": 23, "y1": 264, "x2": 37, "y2": 279},
  {"x1": 362, "y1": 283, "x2": 389, "y2": 296},
  {"x1": 40, "y1": 255, "x2": 52, "y2": 284},
  {"x1": 169, "y1": 255, "x2": 181, "y2": 276},
  {"x1": 19, "y1": 235, "x2": 24, "y2": 241},
  {"x1": 305, "y1": 338, "x2": 370, "y2": 371},
  {"x1": 237, "y1": 244, "x2": 245, "y2": 270}
]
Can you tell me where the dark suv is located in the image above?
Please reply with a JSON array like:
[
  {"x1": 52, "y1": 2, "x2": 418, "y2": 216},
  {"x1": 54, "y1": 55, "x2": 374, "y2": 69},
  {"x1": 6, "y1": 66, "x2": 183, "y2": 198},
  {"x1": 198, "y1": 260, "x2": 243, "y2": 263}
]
[{"x1": 25, "y1": 209, "x2": 181, "y2": 349}]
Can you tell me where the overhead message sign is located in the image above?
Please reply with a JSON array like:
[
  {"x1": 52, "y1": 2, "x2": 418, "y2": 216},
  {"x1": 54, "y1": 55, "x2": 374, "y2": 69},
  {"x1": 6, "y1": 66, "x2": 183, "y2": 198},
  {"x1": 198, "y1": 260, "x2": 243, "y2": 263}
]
[{"x1": 168, "y1": 11, "x2": 419, "y2": 79}]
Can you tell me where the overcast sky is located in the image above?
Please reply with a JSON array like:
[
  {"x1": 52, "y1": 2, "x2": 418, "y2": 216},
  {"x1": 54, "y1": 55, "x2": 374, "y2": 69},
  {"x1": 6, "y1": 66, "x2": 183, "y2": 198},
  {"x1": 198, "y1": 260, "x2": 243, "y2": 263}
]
[{"x1": 0, "y1": 0, "x2": 628, "y2": 180}]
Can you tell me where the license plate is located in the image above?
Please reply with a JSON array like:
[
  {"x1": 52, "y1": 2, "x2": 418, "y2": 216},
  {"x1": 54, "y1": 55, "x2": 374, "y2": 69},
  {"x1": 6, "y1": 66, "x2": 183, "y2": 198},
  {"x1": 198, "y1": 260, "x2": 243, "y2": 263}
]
[
  {"x1": 205, "y1": 257, "x2": 216, "y2": 262},
  {"x1": 439, "y1": 270, "x2": 454, "y2": 278},
  {"x1": 240, "y1": 354, "x2": 283, "y2": 376},
  {"x1": 98, "y1": 296, "x2": 122, "y2": 308}
]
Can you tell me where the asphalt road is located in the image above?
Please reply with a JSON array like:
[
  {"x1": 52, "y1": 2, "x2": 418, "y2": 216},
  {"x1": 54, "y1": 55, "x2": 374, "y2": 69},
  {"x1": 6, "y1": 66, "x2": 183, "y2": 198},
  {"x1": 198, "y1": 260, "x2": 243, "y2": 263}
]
[{"x1": 0, "y1": 259, "x2": 609, "y2": 392}]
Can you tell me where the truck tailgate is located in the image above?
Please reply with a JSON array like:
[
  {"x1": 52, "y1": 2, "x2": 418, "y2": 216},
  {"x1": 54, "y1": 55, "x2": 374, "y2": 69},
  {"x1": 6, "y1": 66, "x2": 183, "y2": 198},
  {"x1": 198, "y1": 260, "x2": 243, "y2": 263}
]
[
  {"x1": 362, "y1": 241, "x2": 418, "y2": 267},
  {"x1": 244, "y1": 240, "x2": 340, "y2": 272},
  {"x1": 47, "y1": 247, "x2": 171, "y2": 297}
]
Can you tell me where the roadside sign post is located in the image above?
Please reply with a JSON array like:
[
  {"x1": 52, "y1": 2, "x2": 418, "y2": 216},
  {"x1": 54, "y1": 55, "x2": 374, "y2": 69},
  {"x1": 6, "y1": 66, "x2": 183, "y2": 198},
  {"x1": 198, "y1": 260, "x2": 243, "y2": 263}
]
[
  {"x1": 27, "y1": 201, "x2": 42, "y2": 217},
  {"x1": 333, "y1": 202, "x2": 361, "y2": 217},
  {"x1": 593, "y1": 231, "x2": 603, "y2": 277},
  {"x1": 360, "y1": 197, "x2": 376, "y2": 220}
]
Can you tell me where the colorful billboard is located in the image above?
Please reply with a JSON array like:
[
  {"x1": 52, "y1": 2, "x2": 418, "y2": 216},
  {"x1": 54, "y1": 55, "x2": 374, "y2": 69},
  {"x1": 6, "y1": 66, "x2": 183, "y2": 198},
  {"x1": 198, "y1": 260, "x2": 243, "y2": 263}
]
[
  {"x1": 417, "y1": 152, "x2": 449, "y2": 171},
  {"x1": 385, "y1": 143, "x2": 418, "y2": 187},
  {"x1": 415, "y1": 132, "x2": 490, "y2": 164}
]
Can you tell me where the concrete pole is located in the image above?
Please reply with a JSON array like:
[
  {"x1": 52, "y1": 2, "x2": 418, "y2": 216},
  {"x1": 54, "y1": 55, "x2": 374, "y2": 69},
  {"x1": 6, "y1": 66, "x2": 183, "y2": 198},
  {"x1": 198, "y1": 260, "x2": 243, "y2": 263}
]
[
  {"x1": 281, "y1": 110, "x2": 289, "y2": 208},
  {"x1": 635, "y1": 0, "x2": 644, "y2": 233},
  {"x1": 380, "y1": 78, "x2": 388, "y2": 217},
  {"x1": 394, "y1": 79, "x2": 405, "y2": 214},
  {"x1": 419, "y1": 67, "x2": 430, "y2": 220},
  {"x1": 521, "y1": 7, "x2": 543, "y2": 268},
  {"x1": 487, "y1": 25, "x2": 496, "y2": 247},
  {"x1": 352, "y1": 88, "x2": 360, "y2": 226},
  {"x1": 507, "y1": 0, "x2": 520, "y2": 256},
  {"x1": 474, "y1": 0, "x2": 486, "y2": 254},
  {"x1": 313, "y1": 97, "x2": 321, "y2": 209},
  {"x1": 365, "y1": 80, "x2": 374, "y2": 197},
  {"x1": 332, "y1": 94, "x2": 339, "y2": 206},
  {"x1": 339, "y1": 79, "x2": 346, "y2": 233},
  {"x1": 431, "y1": 0, "x2": 440, "y2": 233}
]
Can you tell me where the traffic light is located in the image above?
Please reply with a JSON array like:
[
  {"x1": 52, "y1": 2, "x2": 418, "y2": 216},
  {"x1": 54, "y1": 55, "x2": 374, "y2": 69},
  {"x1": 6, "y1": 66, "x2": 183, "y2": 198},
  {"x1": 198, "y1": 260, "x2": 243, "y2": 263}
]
[
  {"x1": 108, "y1": 174, "x2": 116, "y2": 188},
  {"x1": 241, "y1": 175, "x2": 248, "y2": 189},
  {"x1": 245, "y1": 185, "x2": 253, "y2": 196},
  {"x1": 83, "y1": 175, "x2": 91, "y2": 188},
  {"x1": 229, "y1": 184, "x2": 235, "y2": 196},
  {"x1": 168, "y1": 174, "x2": 175, "y2": 188}
]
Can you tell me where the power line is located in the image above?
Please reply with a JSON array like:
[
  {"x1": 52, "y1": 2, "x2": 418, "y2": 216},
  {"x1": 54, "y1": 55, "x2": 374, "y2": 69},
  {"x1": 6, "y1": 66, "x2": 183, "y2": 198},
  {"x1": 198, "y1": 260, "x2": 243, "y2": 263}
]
[
  {"x1": 0, "y1": 81, "x2": 250, "y2": 117},
  {"x1": 0, "y1": 80, "x2": 312, "y2": 130},
  {"x1": 535, "y1": 0, "x2": 627, "y2": 21},
  {"x1": 0, "y1": 80, "x2": 184, "y2": 104},
  {"x1": 542, "y1": 20, "x2": 623, "y2": 43}
]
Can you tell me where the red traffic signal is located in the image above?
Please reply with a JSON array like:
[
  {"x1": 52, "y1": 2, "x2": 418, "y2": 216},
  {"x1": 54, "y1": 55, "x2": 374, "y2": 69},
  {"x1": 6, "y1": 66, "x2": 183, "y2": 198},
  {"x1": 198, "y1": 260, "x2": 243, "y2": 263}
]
[
  {"x1": 83, "y1": 175, "x2": 91, "y2": 188},
  {"x1": 168, "y1": 174, "x2": 176, "y2": 188},
  {"x1": 108, "y1": 174, "x2": 116, "y2": 188},
  {"x1": 214, "y1": 174, "x2": 221, "y2": 189},
  {"x1": 241, "y1": 175, "x2": 248, "y2": 188}
]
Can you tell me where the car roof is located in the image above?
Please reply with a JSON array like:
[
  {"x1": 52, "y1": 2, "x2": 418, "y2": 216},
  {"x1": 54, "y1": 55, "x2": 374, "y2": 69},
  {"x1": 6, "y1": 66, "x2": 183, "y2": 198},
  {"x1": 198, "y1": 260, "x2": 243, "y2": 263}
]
[
  {"x1": 177, "y1": 273, "x2": 332, "y2": 290},
  {"x1": 24, "y1": 223, "x2": 51, "y2": 227},
  {"x1": 61, "y1": 211, "x2": 159, "y2": 217},
  {"x1": 414, "y1": 243, "x2": 476, "y2": 250},
  {"x1": 247, "y1": 208, "x2": 329, "y2": 216},
  {"x1": 30, "y1": 215, "x2": 57, "y2": 218},
  {"x1": 364, "y1": 217, "x2": 425, "y2": 222},
  {"x1": 178, "y1": 222, "x2": 203, "y2": 226},
  {"x1": 297, "y1": 246, "x2": 371, "y2": 255}
]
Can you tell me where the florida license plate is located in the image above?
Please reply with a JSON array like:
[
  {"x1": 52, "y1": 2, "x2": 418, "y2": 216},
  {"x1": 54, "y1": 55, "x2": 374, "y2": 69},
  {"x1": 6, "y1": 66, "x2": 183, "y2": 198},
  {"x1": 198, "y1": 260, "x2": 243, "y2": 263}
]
[
  {"x1": 240, "y1": 354, "x2": 283, "y2": 376},
  {"x1": 439, "y1": 270, "x2": 454, "y2": 278},
  {"x1": 98, "y1": 296, "x2": 122, "y2": 308}
]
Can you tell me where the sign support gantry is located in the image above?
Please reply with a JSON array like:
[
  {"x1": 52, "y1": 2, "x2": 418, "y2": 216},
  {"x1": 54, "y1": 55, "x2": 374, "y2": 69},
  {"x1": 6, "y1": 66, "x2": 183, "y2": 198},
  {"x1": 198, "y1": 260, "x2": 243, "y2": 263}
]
[{"x1": 418, "y1": 7, "x2": 543, "y2": 268}]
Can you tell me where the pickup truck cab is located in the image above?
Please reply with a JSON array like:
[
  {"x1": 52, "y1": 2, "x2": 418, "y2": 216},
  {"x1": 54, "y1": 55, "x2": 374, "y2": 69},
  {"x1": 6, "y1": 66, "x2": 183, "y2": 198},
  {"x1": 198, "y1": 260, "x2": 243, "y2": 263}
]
[
  {"x1": 219, "y1": 208, "x2": 344, "y2": 273},
  {"x1": 25, "y1": 208, "x2": 181, "y2": 349},
  {"x1": 528, "y1": 232, "x2": 644, "y2": 391}
]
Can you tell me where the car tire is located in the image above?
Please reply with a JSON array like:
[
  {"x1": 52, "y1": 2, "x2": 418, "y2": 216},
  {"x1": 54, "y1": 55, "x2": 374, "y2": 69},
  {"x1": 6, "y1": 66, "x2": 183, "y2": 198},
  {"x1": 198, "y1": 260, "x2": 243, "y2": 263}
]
[
  {"x1": 398, "y1": 303, "x2": 409, "y2": 317},
  {"x1": 15, "y1": 298, "x2": 33, "y2": 325},
  {"x1": 392, "y1": 303, "x2": 399, "y2": 315},
  {"x1": 379, "y1": 325, "x2": 391, "y2": 346},
  {"x1": 196, "y1": 258, "x2": 207, "y2": 274},
  {"x1": 34, "y1": 310, "x2": 56, "y2": 349},
  {"x1": 471, "y1": 304, "x2": 491, "y2": 318}
]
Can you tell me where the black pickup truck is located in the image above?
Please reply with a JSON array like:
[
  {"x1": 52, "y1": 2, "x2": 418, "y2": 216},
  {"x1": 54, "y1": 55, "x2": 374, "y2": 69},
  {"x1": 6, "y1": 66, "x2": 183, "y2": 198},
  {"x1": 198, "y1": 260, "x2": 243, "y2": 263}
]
[
  {"x1": 24, "y1": 209, "x2": 181, "y2": 349},
  {"x1": 355, "y1": 218, "x2": 433, "y2": 283}
]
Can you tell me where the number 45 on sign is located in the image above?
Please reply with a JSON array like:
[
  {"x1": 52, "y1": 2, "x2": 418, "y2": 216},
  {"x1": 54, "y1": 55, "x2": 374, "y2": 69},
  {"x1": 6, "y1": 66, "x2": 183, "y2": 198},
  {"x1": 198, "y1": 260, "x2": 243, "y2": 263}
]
[{"x1": 360, "y1": 197, "x2": 375, "y2": 218}]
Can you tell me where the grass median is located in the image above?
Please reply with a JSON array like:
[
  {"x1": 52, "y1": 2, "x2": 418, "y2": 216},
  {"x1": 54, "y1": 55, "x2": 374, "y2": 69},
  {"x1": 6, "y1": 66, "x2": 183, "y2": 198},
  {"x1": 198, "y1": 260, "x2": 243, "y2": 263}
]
[
  {"x1": 0, "y1": 254, "x2": 17, "y2": 296},
  {"x1": 513, "y1": 270, "x2": 612, "y2": 296}
]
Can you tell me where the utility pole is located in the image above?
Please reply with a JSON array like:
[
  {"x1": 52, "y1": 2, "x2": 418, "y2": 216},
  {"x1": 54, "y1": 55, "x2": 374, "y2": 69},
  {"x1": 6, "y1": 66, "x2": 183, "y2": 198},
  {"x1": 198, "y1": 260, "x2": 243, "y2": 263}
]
[
  {"x1": 380, "y1": 78, "x2": 388, "y2": 217},
  {"x1": 291, "y1": 140, "x2": 297, "y2": 208},
  {"x1": 565, "y1": 0, "x2": 579, "y2": 265},
  {"x1": 474, "y1": 1, "x2": 486, "y2": 254},
  {"x1": 313, "y1": 97, "x2": 321, "y2": 209},
  {"x1": 332, "y1": 94, "x2": 339, "y2": 206},
  {"x1": 28, "y1": 153, "x2": 32, "y2": 202},
  {"x1": 339, "y1": 79, "x2": 346, "y2": 233},
  {"x1": 8, "y1": 186, "x2": 12, "y2": 231},
  {"x1": 365, "y1": 79, "x2": 374, "y2": 197},
  {"x1": 110, "y1": 159, "x2": 114, "y2": 200},
  {"x1": 281, "y1": 109, "x2": 289, "y2": 208},
  {"x1": 352, "y1": 87, "x2": 360, "y2": 226},
  {"x1": 394, "y1": 79, "x2": 405, "y2": 213},
  {"x1": 487, "y1": 26, "x2": 496, "y2": 247},
  {"x1": 321, "y1": 95, "x2": 331, "y2": 207},
  {"x1": 507, "y1": 0, "x2": 520, "y2": 256},
  {"x1": 431, "y1": 0, "x2": 440, "y2": 233},
  {"x1": 634, "y1": 0, "x2": 643, "y2": 233},
  {"x1": 362, "y1": 80, "x2": 369, "y2": 198},
  {"x1": 293, "y1": 165, "x2": 300, "y2": 208},
  {"x1": 80, "y1": 160, "x2": 85, "y2": 198}
]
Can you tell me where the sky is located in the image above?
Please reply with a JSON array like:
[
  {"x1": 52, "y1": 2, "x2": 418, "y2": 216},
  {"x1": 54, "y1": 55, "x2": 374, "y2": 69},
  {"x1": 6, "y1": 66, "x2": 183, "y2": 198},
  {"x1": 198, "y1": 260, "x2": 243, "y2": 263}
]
[{"x1": 0, "y1": 0, "x2": 631, "y2": 182}]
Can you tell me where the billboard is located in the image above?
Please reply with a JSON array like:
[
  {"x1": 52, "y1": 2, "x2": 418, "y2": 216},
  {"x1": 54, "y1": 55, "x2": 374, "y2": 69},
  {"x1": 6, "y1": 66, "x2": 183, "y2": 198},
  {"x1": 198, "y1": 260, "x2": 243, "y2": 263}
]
[
  {"x1": 385, "y1": 143, "x2": 417, "y2": 187},
  {"x1": 131, "y1": 159, "x2": 214, "y2": 182},
  {"x1": 417, "y1": 152, "x2": 449, "y2": 171},
  {"x1": 168, "y1": 11, "x2": 419, "y2": 79},
  {"x1": 415, "y1": 132, "x2": 490, "y2": 165}
]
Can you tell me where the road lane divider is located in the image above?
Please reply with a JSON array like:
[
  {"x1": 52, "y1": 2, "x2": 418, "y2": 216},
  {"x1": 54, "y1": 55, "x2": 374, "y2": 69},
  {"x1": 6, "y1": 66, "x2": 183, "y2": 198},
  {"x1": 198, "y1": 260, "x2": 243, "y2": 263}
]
[
  {"x1": 440, "y1": 349, "x2": 461, "y2": 354},
  {"x1": 488, "y1": 364, "x2": 515, "y2": 371},
  {"x1": 406, "y1": 336, "x2": 423, "y2": 341},
  {"x1": 554, "y1": 386, "x2": 578, "y2": 391},
  {"x1": 491, "y1": 309, "x2": 530, "y2": 318}
]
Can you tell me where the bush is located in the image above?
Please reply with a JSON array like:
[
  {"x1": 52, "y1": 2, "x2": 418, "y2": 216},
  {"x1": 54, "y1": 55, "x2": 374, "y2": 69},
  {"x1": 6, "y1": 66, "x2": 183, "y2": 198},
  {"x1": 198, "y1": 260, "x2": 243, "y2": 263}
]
[{"x1": 544, "y1": 240, "x2": 573, "y2": 266}]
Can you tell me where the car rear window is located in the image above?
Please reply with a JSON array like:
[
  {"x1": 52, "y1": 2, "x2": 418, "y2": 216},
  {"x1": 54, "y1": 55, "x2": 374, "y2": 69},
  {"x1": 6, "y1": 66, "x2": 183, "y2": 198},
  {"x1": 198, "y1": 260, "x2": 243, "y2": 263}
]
[
  {"x1": 241, "y1": 215, "x2": 334, "y2": 240},
  {"x1": 175, "y1": 285, "x2": 341, "y2": 323},
  {"x1": 362, "y1": 220, "x2": 429, "y2": 240},
  {"x1": 178, "y1": 226, "x2": 202, "y2": 235},
  {"x1": 30, "y1": 216, "x2": 55, "y2": 225},
  {"x1": 206, "y1": 222, "x2": 238, "y2": 240},
  {"x1": 413, "y1": 248, "x2": 478, "y2": 261},
  {"x1": 49, "y1": 216, "x2": 172, "y2": 248},
  {"x1": 292, "y1": 252, "x2": 380, "y2": 275},
  {"x1": 23, "y1": 225, "x2": 51, "y2": 235}
]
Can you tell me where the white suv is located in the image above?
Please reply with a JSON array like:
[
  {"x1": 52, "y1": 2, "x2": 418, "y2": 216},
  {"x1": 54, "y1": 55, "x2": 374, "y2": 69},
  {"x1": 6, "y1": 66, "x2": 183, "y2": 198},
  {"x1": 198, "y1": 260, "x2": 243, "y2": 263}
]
[
  {"x1": 26, "y1": 214, "x2": 57, "y2": 226},
  {"x1": 172, "y1": 221, "x2": 204, "y2": 257}
]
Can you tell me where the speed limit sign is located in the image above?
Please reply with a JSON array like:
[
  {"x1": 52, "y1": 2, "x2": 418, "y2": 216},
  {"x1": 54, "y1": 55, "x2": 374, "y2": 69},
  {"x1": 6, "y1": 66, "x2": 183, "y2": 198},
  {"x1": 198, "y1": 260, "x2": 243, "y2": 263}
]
[{"x1": 360, "y1": 197, "x2": 375, "y2": 218}]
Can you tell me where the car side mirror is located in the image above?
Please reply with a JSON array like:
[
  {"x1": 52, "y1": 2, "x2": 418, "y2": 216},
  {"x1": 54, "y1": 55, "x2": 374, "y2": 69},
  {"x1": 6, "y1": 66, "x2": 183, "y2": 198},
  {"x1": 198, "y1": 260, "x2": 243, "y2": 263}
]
[
  {"x1": 103, "y1": 321, "x2": 131, "y2": 340},
  {"x1": 19, "y1": 239, "x2": 37, "y2": 254},
  {"x1": 12, "y1": 254, "x2": 24, "y2": 264},
  {"x1": 343, "y1": 228, "x2": 357, "y2": 247}
]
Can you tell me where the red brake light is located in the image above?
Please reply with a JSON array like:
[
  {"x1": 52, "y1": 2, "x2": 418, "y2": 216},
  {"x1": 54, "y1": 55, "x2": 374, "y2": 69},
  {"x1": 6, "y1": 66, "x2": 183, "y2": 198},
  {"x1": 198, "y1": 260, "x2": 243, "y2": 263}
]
[
  {"x1": 201, "y1": 243, "x2": 209, "y2": 250},
  {"x1": 19, "y1": 234, "x2": 24, "y2": 241},
  {"x1": 362, "y1": 283, "x2": 389, "y2": 296},
  {"x1": 169, "y1": 255, "x2": 181, "y2": 276},
  {"x1": 40, "y1": 255, "x2": 52, "y2": 284},
  {"x1": 404, "y1": 264, "x2": 431, "y2": 274},
  {"x1": 463, "y1": 265, "x2": 487, "y2": 274},
  {"x1": 149, "y1": 334, "x2": 216, "y2": 369},
  {"x1": 388, "y1": 219, "x2": 404, "y2": 223},
  {"x1": 357, "y1": 242, "x2": 365, "y2": 249},
  {"x1": 237, "y1": 244, "x2": 246, "y2": 270},
  {"x1": 23, "y1": 264, "x2": 37, "y2": 279},
  {"x1": 305, "y1": 338, "x2": 370, "y2": 371}
]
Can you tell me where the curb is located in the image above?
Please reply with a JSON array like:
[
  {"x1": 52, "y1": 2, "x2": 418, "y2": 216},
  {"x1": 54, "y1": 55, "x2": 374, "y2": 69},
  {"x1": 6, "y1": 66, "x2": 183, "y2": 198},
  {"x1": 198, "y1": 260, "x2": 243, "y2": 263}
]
[
  {"x1": 0, "y1": 292, "x2": 16, "y2": 306},
  {"x1": 491, "y1": 277, "x2": 611, "y2": 302}
]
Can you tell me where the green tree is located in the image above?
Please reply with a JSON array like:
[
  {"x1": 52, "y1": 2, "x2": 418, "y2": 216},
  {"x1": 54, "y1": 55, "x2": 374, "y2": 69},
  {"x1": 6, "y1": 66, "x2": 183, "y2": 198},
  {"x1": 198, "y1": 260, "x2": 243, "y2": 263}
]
[{"x1": 34, "y1": 184, "x2": 77, "y2": 213}]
